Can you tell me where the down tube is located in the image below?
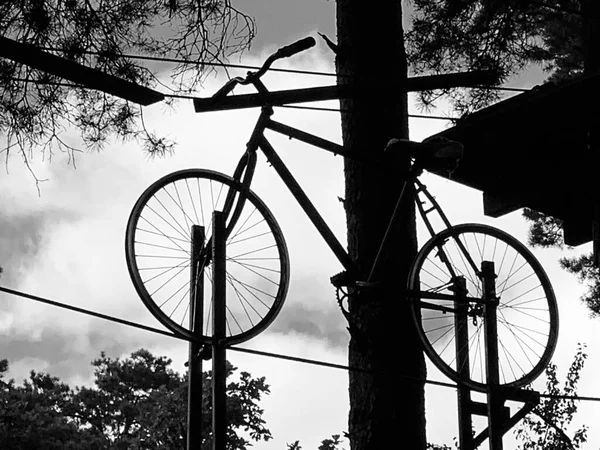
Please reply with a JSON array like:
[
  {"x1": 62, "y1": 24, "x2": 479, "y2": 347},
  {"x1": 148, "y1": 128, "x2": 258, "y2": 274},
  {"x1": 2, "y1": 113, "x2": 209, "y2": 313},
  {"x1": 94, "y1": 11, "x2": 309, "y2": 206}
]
[{"x1": 258, "y1": 136, "x2": 358, "y2": 276}]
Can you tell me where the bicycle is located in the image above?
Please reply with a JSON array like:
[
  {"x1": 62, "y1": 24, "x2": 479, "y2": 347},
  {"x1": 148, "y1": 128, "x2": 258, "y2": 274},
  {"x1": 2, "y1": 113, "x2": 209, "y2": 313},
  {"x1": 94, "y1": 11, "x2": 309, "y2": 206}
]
[{"x1": 125, "y1": 37, "x2": 558, "y2": 392}]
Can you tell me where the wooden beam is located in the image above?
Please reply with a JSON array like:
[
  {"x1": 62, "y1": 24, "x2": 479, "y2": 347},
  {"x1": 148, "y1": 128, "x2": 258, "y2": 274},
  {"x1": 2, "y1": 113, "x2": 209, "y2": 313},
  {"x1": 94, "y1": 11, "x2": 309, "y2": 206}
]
[
  {"x1": 0, "y1": 36, "x2": 164, "y2": 106},
  {"x1": 483, "y1": 192, "x2": 523, "y2": 218},
  {"x1": 564, "y1": 216, "x2": 593, "y2": 247},
  {"x1": 194, "y1": 70, "x2": 499, "y2": 112}
]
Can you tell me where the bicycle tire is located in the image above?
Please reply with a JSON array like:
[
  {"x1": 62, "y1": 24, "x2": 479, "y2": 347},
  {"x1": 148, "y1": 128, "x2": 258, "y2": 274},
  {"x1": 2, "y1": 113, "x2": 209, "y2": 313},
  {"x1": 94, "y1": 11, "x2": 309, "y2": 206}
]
[
  {"x1": 125, "y1": 169, "x2": 290, "y2": 344},
  {"x1": 408, "y1": 223, "x2": 558, "y2": 391}
]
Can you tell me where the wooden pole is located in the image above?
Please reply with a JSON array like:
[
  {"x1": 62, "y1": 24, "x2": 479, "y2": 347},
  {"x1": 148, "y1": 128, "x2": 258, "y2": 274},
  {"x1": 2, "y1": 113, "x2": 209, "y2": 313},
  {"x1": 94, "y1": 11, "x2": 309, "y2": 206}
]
[
  {"x1": 454, "y1": 277, "x2": 474, "y2": 450},
  {"x1": 482, "y1": 261, "x2": 502, "y2": 450},
  {"x1": 187, "y1": 225, "x2": 205, "y2": 450},
  {"x1": 212, "y1": 212, "x2": 227, "y2": 450}
]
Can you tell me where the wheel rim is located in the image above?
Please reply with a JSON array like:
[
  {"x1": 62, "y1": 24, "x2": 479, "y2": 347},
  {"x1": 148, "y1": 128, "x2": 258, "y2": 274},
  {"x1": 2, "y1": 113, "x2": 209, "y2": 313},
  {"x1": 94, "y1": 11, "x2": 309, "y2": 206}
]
[
  {"x1": 409, "y1": 224, "x2": 558, "y2": 391},
  {"x1": 126, "y1": 169, "x2": 290, "y2": 344}
]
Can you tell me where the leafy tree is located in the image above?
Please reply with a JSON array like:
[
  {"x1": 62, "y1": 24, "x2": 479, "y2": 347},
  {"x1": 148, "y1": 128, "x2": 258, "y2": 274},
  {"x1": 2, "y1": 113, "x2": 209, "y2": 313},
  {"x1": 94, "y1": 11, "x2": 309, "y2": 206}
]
[
  {"x1": 0, "y1": 358, "x2": 101, "y2": 449},
  {"x1": 0, "y1": 1, "x2": 255, "y2": 161},
  {"x1": 287, "y1": 434, "x2": 347, "y2": 450},
  {"x1": 524, "y1": 208, "x2": 600, "y2": 318},
  {"x1": 0, "y1": 348, "x2": 271, "y2": 449},
  {"x1": 293, "y1": 345, "x2": 588, "y2": 450},
  {"x1": 515, "y1": 344, "x2": 588, "y2": 449}
]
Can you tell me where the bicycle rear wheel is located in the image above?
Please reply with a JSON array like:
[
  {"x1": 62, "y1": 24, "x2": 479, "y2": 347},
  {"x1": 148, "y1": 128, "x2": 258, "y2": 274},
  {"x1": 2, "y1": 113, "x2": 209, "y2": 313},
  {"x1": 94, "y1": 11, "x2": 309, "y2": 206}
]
[
  {"x1": 408, "y1": 223, "x2": 558, "y2": 391},
  {"x1": 126, "y1": 169, "x2": 290, "y2": 344}
]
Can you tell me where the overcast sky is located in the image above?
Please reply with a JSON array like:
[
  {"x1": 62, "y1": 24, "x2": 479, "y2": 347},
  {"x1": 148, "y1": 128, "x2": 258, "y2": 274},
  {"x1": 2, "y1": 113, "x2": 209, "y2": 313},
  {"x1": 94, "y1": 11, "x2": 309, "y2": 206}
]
[{"x1": 1, "y1": 2, "x2": 599, "y2": 449}]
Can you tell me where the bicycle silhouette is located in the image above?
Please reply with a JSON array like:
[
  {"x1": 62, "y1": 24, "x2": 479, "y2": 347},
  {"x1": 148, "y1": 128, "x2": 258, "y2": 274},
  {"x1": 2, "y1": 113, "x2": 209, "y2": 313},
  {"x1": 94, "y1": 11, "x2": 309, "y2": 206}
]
[{"x1": 125, "y1": 37, "x2": 558, "y2": 392}]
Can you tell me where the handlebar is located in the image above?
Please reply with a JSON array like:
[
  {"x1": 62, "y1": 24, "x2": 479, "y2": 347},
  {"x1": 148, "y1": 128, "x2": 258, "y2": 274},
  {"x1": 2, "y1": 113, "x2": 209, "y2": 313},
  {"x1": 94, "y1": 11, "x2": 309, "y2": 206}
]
[
  {"x1": 275, "y1": 37, "x2": 316, "y2": 59},
  {"x1": 209, "y1": 36, "x2": 316, "y2": 100}
]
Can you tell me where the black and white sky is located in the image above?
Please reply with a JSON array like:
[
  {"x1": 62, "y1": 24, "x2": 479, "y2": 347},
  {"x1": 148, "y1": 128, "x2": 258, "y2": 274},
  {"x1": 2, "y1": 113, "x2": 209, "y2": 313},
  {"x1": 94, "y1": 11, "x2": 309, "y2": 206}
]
[{"x1": 1, "y1": 2, "x2": 599, "y2": 448}]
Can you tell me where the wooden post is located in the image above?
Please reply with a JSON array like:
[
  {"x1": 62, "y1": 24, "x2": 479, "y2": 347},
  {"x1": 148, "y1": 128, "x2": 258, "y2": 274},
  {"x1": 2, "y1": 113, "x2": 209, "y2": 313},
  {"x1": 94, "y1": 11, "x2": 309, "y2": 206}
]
[
  {"x1": 454, "y1": 277, "x2": 474, "y2": 450},
  {"x1": 187, "y1": 225, "x2": 205, "y2": 450},
  {"x1": 212, "y1": 212, "x2": 227, "y2": 450},
  {"x1": 482, "y1": 261, "x2": 502, "y2": 450}
]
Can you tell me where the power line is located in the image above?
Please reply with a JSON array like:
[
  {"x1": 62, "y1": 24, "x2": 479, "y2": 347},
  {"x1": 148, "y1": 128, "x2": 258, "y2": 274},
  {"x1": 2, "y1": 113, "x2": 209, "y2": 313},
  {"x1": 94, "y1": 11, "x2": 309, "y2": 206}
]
[
  {"x1": 32, "y1": 45, "x2": 531, "y2": 92},
  {"x1": 280, "y1": 104, "x2": 461, "y2": 120},
  {"x1": 37, "y1": 46, "x2": 338, "y2": 78},
  {"x1": 2, "y1": 284, "x2": 599, "y2": 404},
  {"x1": 4, "y1": 77, "x2": 461, "y2": 120},
  {"x1": 0, "y1": 285, "x2": 184, "y2": 341}
]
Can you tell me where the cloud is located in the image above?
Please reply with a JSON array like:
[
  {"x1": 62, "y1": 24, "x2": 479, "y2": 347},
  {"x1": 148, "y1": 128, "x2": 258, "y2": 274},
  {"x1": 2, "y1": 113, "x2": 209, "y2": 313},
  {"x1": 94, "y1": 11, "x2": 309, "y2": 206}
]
[
  {"x1": 1, "y1": 318, "x2": 185, "y2": 386},
  {"x1": 0, "y1": 208, "x2": 78, "y2": 288},
  {"x1": 266, "y1": 277, "x2": 349, "y2": 349}
]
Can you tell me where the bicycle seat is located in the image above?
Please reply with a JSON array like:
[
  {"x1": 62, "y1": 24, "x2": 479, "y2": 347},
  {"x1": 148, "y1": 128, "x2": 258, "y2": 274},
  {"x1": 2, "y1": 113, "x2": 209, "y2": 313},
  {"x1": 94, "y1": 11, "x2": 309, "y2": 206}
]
[{"x1": 385, "y1": 137, "x2": 463, "y2": 172}]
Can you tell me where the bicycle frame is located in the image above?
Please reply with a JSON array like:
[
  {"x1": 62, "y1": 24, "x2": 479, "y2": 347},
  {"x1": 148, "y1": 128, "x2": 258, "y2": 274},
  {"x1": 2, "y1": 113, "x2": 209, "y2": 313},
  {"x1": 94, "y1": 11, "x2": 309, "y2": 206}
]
[{"x1": 231, "y1": 102, "x2": 479, "y2": 285}]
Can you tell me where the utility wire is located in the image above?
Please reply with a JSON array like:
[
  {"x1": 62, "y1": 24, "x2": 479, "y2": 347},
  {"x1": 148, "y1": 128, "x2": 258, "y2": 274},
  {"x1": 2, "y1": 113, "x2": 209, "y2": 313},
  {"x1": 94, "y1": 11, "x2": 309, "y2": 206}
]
[
  {"x1": 4, "y1": 77, "x2": 461, "y2": 120},
  {"x1": 3, "y1": 284, "x2": 600, "y2": 404},
  {"x1": 31, "y1": 45, "x2": 530, "y2": 92},
  {"x1": 280, "y1": 104, "x2": 461, "y2": 120},
  {"x1": 0, "y1": 285, "x2": 184, "y2": 341}
]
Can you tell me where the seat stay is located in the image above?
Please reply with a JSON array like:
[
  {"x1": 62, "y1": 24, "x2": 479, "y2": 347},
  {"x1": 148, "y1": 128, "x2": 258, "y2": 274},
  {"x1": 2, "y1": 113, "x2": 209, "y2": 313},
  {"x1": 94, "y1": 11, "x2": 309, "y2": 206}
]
[{"x1": 414, "y1": 177, "x2": 481, "y2": 277}]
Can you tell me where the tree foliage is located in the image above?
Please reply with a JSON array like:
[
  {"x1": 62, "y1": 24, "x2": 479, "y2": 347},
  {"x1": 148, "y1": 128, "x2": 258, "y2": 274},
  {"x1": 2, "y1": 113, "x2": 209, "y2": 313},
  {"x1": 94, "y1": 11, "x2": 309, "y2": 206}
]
[
  {"x1": 0, "y1": 0, "x2": 255, "y2": 163},
  {"x1": 515, "y1": 344, "x2": 588, "y2": 449},
  {"x1": 288, "y1": 345, "x2": 589, "y2": 450},
  {"x1": 407, "y1": 0, "x2": 583, "y2": 114},
  {"x1": 0, "y1": 348, "x2": 271, "y2": 449},
  {"x1": 523, "y1": 207, "x2": 600, "y2": 317}
]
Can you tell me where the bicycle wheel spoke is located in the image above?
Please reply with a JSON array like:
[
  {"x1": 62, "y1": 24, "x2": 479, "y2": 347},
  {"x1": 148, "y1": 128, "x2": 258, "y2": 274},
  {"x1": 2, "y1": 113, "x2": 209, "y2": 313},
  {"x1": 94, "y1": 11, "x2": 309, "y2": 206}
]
[
  {"x1": 135, "y1": 240, "x2": 189, "y2": 253},
  {"x1": 227, "y1": 207, "x2": 259, "y2": 243},
  {"x1": 137, "y1": 226, "x2": 190, "y2": 244},
  {"x1": 230, "y1": 244, "x2": 278, "y2": 259},
  {"x1": 184, "y1": 178, "x2": 201, "y2": 225},
  {"x1": 143, "y1": 260, "x2": 189, "y2": 284},
  {"x1": 227, "y1": 258, "x2": 280, "y2": 274},
  {"x1": 140, "y1": 214, "x2": 189, "y2": 253},
  {"x1": 229, "y1": 229, "x2": 272, "y2": 246},
  {"x1": 154, "y1": 193, "x2": 191, "y2": 240},
  {"x1": 228, "y1": 278, "x2": 256, "y2": 327}
]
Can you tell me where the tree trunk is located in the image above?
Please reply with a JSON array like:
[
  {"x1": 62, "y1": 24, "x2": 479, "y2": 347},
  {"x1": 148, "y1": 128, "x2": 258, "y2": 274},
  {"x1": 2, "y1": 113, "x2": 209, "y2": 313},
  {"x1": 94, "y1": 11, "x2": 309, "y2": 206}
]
[
  {"x1": 335, "y1": 1, "x2": 427, "y2": 449},
  {"x1": 582, "y1": 0, "x2": 600, "y2": 266}
]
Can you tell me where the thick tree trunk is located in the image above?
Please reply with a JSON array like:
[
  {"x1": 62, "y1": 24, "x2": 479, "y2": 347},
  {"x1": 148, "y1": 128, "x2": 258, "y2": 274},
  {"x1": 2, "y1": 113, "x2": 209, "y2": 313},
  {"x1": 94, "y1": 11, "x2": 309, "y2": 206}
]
[
  {"x1": 335, "y1": 1, "x2": 427, "y2": 449},
  {"x1": 582, "y1": 0, "x2": 600, "y2": 265}
]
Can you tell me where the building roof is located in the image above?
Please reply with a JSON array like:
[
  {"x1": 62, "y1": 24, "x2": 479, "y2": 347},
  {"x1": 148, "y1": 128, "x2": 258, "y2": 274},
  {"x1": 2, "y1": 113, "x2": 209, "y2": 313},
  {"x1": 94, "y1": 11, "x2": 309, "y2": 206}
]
[{"x1": 424, "y1": 70, "x2": 600, "y2": 247}]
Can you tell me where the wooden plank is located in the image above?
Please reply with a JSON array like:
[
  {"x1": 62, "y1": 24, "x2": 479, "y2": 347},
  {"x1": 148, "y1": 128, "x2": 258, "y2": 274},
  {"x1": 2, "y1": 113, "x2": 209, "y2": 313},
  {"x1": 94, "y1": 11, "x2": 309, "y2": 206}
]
[
  {"x1": 483, "y1": 192, "x2": 523, "y2": 218},
  {"x1": 564, "y1": 216, "x2": 592, "y2": 247},
  {"x1": 0, "y1": 36, "x2": 164, "y2": 106},
  {"x1": 194, "y1": 70, "x2": 499, "y2": 112}
]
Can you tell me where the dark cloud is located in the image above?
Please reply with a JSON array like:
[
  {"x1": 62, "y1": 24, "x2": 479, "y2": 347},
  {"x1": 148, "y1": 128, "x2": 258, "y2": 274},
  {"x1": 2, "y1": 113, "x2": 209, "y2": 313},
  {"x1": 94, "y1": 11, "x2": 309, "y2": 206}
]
[
  {"x1": 1, "y1": 322, "x2": 181, "y2": 385},
  {"x1": 0, "y1": 209, "x2": 77, "y2": 288},
  {"x1": 268, "y1": 295, "x2": 349, "y2": 349}
]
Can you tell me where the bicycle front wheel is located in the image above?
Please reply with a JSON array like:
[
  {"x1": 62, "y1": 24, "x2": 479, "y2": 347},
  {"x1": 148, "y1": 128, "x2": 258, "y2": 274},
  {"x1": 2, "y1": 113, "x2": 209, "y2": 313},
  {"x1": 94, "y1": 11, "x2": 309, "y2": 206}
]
[
  {"x1": 408, "y1": 224, "x2": 558, "y2": 391},
  {"x1": 126, "y1": 169, "x2": 290, "y2": 344}
]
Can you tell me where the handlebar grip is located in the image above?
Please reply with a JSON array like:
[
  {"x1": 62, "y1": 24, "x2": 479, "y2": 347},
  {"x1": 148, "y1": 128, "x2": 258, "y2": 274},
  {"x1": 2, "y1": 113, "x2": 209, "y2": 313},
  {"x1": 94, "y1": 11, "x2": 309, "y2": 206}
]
[{"x1": 276, "y1": 37, "x2": 316, "y2": 58}]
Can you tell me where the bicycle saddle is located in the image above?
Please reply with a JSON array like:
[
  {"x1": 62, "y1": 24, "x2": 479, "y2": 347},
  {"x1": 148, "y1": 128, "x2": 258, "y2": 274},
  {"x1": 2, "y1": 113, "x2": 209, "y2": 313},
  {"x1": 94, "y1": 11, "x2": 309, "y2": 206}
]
[{"x1": 385, "y1": 137, "x2": 463, "y2": 172}]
